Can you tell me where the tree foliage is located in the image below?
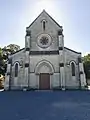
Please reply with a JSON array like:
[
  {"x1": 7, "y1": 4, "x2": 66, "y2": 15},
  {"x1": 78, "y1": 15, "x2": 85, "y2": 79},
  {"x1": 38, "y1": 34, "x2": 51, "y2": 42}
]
[
  {"x1": 2, "y1": 44, "x2": 20, "y2": 55},
  {"x1": 83, "y1": 54, "x2": 90, "y2": 79},
  {"x1": 0, "y1": 48, "x2": 5, "y2": 75},
  {"x1": 0, "y1": 44, "x2": 20, "y2": 89}
]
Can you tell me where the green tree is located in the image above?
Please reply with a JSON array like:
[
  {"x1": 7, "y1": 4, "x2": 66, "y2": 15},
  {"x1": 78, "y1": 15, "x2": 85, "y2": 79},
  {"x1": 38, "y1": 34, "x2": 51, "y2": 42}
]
[
  {"x1": 0, "y1": 44, "x2": 20, "y2": 89},
  {"x1": 0, "y1": 48, "x2": 4, "y2": 75},
  {"x1": 2, "y1": 44, "x2": 20, "y2": 74},
  {"x1": 0, "y1": 48, "x2": 5, "y2": 88},
  {"x1": 83, "y1": 54, "x2": 90, "y2": 79},
  {"x1": 2, "y1": 44, "x2": 20, "y2": 56}
]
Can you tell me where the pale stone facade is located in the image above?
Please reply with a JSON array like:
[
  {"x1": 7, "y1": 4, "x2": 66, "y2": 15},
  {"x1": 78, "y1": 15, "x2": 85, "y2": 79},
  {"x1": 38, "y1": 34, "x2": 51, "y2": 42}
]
[{"x1": 4, "y1": 10, "x2": 86, "y2": 90}]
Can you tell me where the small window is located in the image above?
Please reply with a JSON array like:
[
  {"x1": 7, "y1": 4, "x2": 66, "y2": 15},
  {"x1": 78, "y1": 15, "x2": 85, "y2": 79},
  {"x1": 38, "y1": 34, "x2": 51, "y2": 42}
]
[
  {"x1": 43, "y1": 21, "x2": 45, "y2": 30},
  {"x1": 15, "y1": 63, "x2": 18, "y2": 77},
  {"x1": 71, "y1": 62, "x2": 75, "y2": 76}
]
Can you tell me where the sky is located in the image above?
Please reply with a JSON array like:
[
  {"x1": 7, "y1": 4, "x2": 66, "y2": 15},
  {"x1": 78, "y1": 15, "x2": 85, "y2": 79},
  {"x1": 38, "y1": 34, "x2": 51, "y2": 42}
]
[{"x1": 0, "y1": 0, "x2": 90, "y2": 56}]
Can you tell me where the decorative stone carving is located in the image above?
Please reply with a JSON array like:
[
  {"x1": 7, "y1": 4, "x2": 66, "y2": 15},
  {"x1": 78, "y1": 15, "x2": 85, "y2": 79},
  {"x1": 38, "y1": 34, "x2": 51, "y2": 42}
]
[{"x1": 37, "y1": 34, "x2": 52, "y2": 48}]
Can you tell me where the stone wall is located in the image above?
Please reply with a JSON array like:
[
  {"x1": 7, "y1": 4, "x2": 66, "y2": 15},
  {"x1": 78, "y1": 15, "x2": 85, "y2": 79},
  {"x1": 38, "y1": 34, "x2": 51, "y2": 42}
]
[
  {"x1": 64, "y1": 48, "x2": 81, "y2": 88},
  {"x1": 10, "y1": 49, "x2": 25, "y2": 89},
  {"x1": 27, "y1": 11, "x2": 62, "y2": 51}
]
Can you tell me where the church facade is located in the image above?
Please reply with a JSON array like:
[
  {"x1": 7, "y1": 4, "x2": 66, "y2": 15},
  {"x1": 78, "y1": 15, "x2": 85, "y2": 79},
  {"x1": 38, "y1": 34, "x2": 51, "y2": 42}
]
[{"x1": 4, "y1": 10, "x2": 86, "y2": 90}]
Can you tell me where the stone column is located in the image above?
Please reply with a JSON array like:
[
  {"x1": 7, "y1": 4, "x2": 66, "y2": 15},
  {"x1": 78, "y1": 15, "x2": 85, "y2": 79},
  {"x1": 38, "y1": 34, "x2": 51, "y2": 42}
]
[
  {"x1": 58, "y1": 30, "x2": 65, "y2": 90},
  {"x1": 24, "y1": 30, "x2": 30, "y2": 90},
  {"x1": 78, "y1": 57, "x2": 86, "y2": 88},
  {"x1": 4, "y1": 58, "x2": 12, "y2": 90}
]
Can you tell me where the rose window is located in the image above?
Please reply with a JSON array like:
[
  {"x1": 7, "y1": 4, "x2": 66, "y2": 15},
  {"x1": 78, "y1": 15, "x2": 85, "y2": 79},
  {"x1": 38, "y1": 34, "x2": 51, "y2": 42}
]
[
  {"x1": 37, "y1": 34, "x2": 52, "y2": 48},
  {"x1": 40, "y1": 36, "x2": 49, "y2": 45}
]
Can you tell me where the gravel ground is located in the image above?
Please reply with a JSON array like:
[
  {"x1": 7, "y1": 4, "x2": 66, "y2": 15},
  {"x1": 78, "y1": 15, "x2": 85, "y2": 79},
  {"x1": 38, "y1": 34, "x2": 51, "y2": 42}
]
[{"x1": 0, "y1": 90, "x2": 90, "y2": 120}]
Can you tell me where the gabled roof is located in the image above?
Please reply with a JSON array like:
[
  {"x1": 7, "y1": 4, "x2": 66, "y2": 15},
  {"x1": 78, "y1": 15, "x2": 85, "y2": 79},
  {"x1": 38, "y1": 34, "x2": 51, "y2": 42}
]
[
  {"x1": 64, "y1": 47, "x2": 81, "y2": 54},
  {"x1": 10, "y1": 48, "x2": 25, "y2": 55},
  {"x1": 26, "y1": 10, "x2": 62, "y2": 29}
]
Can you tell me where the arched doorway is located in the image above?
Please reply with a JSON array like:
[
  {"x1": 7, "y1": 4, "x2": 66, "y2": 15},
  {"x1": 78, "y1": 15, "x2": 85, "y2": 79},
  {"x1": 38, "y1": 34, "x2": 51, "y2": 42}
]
[{"x1": 35, "y1": 60, "x2": 54, "y2": 90}]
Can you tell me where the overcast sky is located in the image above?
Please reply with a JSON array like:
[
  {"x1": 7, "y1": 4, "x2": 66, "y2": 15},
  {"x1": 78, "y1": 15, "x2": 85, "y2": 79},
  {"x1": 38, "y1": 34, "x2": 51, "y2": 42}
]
[{"x1": 0, "y1": 0, "x2": 90, "y2": 56}]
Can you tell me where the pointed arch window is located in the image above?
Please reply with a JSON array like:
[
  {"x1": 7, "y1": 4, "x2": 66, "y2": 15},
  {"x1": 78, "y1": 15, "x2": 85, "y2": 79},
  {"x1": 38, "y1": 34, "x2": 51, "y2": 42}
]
[
  {"x1": 42, "y1": 19, "x2": 46, "y2": 31},
  {"x1": 43, "y1": 21, "x2": 45, "y2": 30},
  {"x1": 15, "y1": 63, "x2": 18, "y2": 77},
  {"x1": 71, "y1": 62, "x2": 75, "y2": 76}
]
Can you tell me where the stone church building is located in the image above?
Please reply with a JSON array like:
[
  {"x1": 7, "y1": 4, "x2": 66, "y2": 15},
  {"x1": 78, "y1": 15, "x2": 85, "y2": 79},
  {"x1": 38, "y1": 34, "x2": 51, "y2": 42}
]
[{"x1": 4, "y1": 10, "x2": 86, "y2": 90}]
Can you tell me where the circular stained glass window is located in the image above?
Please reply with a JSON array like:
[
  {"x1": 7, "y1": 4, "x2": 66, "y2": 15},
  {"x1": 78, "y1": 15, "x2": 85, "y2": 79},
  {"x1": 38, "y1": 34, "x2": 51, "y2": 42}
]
[
  {"x1": 40, "y1": 36, "x2": 49, "y2": 45},
  {"x1": 37, "y1": 34, "x2": 51, "y2": 48}
]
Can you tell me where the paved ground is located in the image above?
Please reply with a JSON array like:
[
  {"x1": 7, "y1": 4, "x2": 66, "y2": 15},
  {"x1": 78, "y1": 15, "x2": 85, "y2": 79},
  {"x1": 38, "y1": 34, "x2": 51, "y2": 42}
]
[{"x1": 0, "y1": 90, "x2": 90, "y2": 120}]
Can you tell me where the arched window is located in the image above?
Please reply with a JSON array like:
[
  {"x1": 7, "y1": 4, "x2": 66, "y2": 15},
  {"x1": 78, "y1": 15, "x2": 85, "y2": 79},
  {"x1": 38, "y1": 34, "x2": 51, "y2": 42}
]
[
  {"x1": 15, "y1": 63, "x2": 18, "y2": 77},
  {"x1": 71, "y1": 62, "x2": 75, "y2": 76}
]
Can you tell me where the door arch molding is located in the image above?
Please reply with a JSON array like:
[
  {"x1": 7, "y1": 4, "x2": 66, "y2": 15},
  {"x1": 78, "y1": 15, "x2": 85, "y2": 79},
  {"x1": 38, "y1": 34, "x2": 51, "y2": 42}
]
[{"x1": 35, "y1": 60, "x2": 54, "y2": 74}]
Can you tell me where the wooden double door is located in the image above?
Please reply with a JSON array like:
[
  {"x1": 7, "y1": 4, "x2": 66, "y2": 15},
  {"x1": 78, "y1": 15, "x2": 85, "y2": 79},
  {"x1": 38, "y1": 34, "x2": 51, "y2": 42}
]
[{"x1": 39, "y1": 73, "x2": 50, "y2": 90}]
